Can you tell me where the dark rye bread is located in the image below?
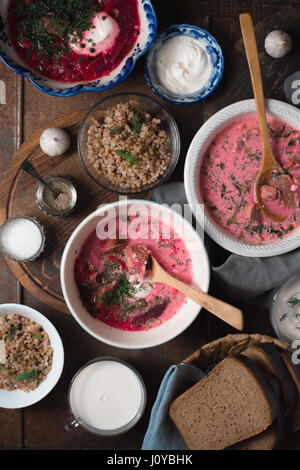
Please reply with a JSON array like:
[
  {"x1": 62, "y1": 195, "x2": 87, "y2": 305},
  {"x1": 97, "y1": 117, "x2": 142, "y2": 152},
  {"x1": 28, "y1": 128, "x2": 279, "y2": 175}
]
[
  {"x1": 229, "y1": 423, "x2": 279, "y2": 450},
  {"x1": 229, "y1": 373, "x2": 285, "y2": 450},
  {"x1": 281, "y1": 354, "x2": 300, "y2": 433},
  {"x1": 169, "y1": 355, "x2": 279, "y2": 450},
  {"x1": 241, "y1": 343, "x2": 298, "y2": 416}
]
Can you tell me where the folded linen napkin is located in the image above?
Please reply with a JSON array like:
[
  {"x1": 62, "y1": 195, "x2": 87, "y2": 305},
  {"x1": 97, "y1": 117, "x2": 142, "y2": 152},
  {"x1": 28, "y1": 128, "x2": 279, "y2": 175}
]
[
  {"x1": 151, "y1": 182, "x2": 300, "y2": 308},
  {"x1": 142, "y1": 363, "x2": 205, "y2": 450}
]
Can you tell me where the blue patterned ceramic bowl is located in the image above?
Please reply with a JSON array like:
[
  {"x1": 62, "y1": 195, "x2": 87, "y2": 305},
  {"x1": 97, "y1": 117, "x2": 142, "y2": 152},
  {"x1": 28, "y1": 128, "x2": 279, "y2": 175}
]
[
  {"x1": 145, "y1": 24, "x2": 224, "y2": 105},
  {"x1": 0, "y1": 0, "x2": 157, "y2": 97}
]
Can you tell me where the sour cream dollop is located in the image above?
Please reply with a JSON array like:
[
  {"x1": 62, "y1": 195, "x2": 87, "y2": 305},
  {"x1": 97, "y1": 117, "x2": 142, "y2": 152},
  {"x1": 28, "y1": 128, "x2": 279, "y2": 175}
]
[
  {"x1": 69, "y1": 13, "x2": 120, "y2": 57},
  {"x1": 155, "y1": 35, "x2": 212, "y2": 95}
]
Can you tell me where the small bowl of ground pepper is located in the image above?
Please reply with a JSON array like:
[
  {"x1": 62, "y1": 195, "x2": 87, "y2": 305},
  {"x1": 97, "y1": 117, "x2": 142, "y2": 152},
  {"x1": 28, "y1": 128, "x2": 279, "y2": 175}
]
[{"x1": 36, "y1": 176, "x2": 77, "y2": 217}]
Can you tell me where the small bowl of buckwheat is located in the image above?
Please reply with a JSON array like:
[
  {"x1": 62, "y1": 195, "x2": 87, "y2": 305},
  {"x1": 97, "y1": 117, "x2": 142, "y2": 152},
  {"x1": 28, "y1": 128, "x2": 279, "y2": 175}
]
[
  {"x1": 78, "y1": 92, "x2": 180, "y2": 194},
  {"x1": 0, "y1": 303, "x2": 64, "y2": 409}
]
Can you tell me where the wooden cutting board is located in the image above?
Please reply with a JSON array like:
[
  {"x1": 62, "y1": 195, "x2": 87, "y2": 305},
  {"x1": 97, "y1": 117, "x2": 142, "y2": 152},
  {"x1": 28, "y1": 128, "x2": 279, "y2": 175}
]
[{"x1": 0, "y1": 111, "x2": 150, "y2": 313}]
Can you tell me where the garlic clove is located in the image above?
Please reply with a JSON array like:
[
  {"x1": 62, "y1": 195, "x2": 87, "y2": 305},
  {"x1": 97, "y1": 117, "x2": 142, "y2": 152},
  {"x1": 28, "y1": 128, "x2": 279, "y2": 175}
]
[
  {"x1": 264, "y1": 30, "x2": 292, "y2": 59},
  {"x1": 40, "y1": 127, "x2": 71, "y2": 157}
]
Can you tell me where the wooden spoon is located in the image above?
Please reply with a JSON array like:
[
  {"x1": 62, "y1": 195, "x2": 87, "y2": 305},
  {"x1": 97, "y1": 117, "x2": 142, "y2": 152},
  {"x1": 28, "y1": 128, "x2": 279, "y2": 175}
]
[
  {"x1": 240, "y1": 13, "x2": 285, "y2": 222},
  {"x1": 149, "y1": 255, "x2": 244, "y2": 331}
]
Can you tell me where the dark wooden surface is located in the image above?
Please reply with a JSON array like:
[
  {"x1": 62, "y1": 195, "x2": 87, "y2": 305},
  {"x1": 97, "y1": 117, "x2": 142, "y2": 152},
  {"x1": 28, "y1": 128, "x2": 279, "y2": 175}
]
[
  {"x1": 1, "y1": 0, "x2": 300, "y2": 450},
  {"x1": 0, "y1": 111, "x2": 123, "y2": 313}
]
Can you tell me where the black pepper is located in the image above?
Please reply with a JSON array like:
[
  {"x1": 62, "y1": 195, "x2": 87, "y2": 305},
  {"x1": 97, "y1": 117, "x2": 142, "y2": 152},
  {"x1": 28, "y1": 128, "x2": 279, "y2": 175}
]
[{"x1": 42, "y1": 180, "x2": 73, "y2": 212}]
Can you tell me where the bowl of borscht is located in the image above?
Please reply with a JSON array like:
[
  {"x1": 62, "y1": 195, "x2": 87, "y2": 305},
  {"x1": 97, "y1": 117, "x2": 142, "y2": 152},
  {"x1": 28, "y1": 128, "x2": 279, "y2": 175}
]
[
  {"x1": 184, "y1": 98, "x2": 300, "y2": 257},
  {"x1": 60, "y1": 199, "x2": 210, "y2": 349},
  {"x1": 0, "y1": 0, "x2": 157, "y2": 97}
]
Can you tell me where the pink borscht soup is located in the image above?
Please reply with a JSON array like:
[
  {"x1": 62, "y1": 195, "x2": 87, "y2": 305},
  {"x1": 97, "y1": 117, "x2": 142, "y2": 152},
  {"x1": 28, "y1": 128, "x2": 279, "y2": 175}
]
[
  {"x1": 74, "y1": 215, "x2": 193, "y2": 331},
  {"x1": 200, "y1": 117, "x2": 300, "y2": 244},
  {"x1": 8, "y1": 0, "x2": 140, "y2": 82}
]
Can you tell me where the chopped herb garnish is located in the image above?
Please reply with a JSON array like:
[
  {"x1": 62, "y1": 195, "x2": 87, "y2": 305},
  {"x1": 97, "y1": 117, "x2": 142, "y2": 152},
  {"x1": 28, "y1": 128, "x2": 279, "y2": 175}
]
[
  {"x1": 131, "y1": 113, "x2": 141, "y2": 134},
  {"x1": 0, "y1": 364, "x2": 6, "y2": 371},
  {"x1": 32, "y1": 334, "x2": 42, "y2": 341},
  {"x1": 14, "y1": 369, "x2": 38, "y2": 382},
  {"x1": 280, "y1": 313, "x2": 288, "y2": 321},
  {"x1": 116, "y1": 149, "x2": 140, "y2": 166},
  {"x1": 288, "y1": 138, "x2": 299, "y2": 146},
  {"x1": 110, "y1": 126, "x2": 122, "y2": 135},
  {"x1": 7, "y1": 325, "x2": 18, "y2": 340},
  {"x1": 12, "y1": 0, "x2": 103, "y2": 60},
  {"x1": 288, "y1": 297, "x2": 300, "y2": 306}
]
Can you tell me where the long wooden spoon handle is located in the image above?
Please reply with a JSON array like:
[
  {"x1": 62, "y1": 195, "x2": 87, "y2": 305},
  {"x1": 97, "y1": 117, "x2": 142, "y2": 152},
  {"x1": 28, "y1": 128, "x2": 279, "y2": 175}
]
[
  {"x1": 156, "y1": 270, "x2": 243, "y2": 331},
  {"x1": 239, "y1": 13, "x2": 270, "y2": 151}
]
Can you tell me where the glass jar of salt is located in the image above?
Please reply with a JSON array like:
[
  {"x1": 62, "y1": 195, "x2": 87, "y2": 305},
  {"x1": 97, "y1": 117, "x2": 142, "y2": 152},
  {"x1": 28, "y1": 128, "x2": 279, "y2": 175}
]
[{"x1": 0, "y1": 216, "x2": 45, "y2": 262}]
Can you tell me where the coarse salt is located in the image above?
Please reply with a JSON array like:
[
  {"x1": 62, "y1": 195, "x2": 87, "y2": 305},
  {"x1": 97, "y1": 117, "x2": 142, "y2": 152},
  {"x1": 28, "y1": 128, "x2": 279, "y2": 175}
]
[{"x1": 0, "y1": 217, "x2": 43, "y2": 261}]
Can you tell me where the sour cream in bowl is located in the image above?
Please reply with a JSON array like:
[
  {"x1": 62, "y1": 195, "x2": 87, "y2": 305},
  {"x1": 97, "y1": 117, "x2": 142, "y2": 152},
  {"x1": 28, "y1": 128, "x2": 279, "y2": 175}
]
[{"x1": 145, "y1": 24, "x2": 224, "y2": 105}]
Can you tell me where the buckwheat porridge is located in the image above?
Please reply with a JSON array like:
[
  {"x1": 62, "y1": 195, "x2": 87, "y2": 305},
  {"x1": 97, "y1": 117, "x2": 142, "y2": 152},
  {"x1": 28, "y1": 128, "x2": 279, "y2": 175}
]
[
  {"x1": 0, "y1": 314, "x2": 53, "y2": 392},
  {"x1": 86, "y1": 101, "x2": 171, "y2": 190}
]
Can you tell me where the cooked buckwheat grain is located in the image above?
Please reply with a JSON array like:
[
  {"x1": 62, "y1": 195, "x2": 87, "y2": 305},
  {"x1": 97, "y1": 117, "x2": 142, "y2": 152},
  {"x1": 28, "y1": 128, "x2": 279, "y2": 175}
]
[
  {"x1": 0, "y1": 314, "x2": 53, "y2": 392},
  {"x1": 86, "y1": 101, "x2": 171, "y2": 189}
]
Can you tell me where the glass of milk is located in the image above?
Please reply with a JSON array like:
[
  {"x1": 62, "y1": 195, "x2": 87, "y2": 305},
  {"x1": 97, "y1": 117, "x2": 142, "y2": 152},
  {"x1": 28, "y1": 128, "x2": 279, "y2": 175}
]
[{"x1": 66, "y1": 357, "x2": 147, "y2": 436}]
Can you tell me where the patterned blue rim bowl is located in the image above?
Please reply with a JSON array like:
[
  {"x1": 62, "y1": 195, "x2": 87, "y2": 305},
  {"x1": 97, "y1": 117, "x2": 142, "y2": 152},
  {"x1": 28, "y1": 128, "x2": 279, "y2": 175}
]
[
  {"x1": 145, "y1": 24, "x2": 224, "y2": 106},
  {"x1": 0, "y1": 0, "x2": 157, "y2": 98}
]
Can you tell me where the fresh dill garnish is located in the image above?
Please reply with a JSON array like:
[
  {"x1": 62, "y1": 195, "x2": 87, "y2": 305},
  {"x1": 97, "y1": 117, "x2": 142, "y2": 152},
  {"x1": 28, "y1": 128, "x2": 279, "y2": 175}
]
[
  {"x1": 288, "y1": 297, "x2": 300, "y2": 306},
  {"x1": 116, "y1": 149, "x2": 140, "y2": 166},
  {"x1": 110, "y1": 126, "x2": 122, "y2": 135},
  {"x1": 12, "y1": 0, "x2": 103, "y2": 60},
  {"x1": 7, "y1": 325, "x2": 19, "y2": 340},
  {"x1": 14, "y1": 369, "x2": 38, "y2": 382},
  {"x1": 131, "y1": 113, "x2": 141, "y2": 134},
  {"x1": 279, "y1": 313, "x2": 288, "y2": 321}
]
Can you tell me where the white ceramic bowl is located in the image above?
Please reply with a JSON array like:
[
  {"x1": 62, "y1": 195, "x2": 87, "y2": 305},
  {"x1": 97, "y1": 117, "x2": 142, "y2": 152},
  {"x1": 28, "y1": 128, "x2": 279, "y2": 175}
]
[
  {"x1": 0, "y1": 304, "x2": 64, "y2": 409},
  {"x1": 184, "y1": 98, "x2": 300, "y2": 257},
  {"x1": 60, "y1": 199, "x2": 210, "y2": 349}
]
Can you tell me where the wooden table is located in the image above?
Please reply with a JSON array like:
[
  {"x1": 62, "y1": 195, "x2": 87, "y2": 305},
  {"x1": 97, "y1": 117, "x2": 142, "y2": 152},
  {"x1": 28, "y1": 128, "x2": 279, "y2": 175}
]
[{"x1": 1, "y1": 0, "x2": 300, "y2": 450}]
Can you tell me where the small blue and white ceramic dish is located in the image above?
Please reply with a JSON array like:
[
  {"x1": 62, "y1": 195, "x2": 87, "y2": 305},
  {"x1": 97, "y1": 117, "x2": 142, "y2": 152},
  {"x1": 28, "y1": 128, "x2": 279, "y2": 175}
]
[
  {"x1": 145, "y1": 24, "x2": 224, "y2": 106},
  {"x1": 0, "y1": 0, "x2": 157, "y2": 97}
]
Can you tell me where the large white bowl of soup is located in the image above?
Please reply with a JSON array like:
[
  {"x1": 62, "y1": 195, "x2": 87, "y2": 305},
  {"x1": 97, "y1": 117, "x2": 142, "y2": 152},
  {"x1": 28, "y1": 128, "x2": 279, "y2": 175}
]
[
  {"x1": 184, "y1": 99, "x2": 300, "y2": 257},
  {"x1": 60, "y1": 199, "x2": 210, "y2": 349}
]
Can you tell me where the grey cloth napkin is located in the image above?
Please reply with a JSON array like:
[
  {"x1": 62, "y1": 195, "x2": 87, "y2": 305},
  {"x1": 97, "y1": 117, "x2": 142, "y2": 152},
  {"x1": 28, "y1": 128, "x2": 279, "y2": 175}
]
[{"x1": 151, "y1": 182, "x2": 300, "y2": 307}]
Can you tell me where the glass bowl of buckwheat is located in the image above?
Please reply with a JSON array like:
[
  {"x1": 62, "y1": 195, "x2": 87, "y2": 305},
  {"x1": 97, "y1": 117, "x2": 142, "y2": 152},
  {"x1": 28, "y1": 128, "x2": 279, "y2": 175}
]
[{"x1": 78, "y1": 92, "x2": 180, "y2": 194}]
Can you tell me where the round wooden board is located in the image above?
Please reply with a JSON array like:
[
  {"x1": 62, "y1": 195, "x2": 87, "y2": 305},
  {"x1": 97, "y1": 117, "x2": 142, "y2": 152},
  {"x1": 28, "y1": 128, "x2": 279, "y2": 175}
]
[{"x1": 0, "y1": 111, "x2": 150, "y2": 313}]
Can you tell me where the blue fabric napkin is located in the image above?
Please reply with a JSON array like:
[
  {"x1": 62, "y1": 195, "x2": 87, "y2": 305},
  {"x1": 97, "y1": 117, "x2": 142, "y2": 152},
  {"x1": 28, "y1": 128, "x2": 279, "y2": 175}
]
[{"x1": 142, "y1": 364, "x2": 206, "y2": 450}]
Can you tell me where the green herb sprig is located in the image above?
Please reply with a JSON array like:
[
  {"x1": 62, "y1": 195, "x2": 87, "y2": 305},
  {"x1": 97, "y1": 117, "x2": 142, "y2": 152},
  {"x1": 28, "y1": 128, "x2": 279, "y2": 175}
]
[
  {"x1": 13, "y1": 0, "x2": 103, "y2": 60},
  {"x1": 116, "y1": 150, "x2": 140, "y2": 166},
  {"x1": 14, "y1": 369, "x2": 38, "y2": 382}
]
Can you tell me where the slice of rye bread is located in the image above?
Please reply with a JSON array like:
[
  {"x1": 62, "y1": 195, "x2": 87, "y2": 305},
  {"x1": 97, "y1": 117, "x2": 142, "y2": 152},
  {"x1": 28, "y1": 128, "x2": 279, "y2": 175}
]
[
  {"x1": 229, "y1": 423, "x2": 279, "y2": 450},
  {"x1": 229, "y1": 372, "x2": 285, "y2": 450},
  {"x1": 168, "y1": 355, "x2": 280, "y2": 450},
  {"x1": 281, "y1": 354, "x2": 300, "y2": 433},
  {"x1": 241, "y1": 343, "x2": 298, "y2": 416}
]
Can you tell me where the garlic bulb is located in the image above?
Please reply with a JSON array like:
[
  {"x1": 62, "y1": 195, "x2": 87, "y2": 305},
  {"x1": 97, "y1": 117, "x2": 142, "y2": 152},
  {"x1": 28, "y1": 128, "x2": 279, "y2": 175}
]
[
  {"x1": 264, "y1": 30, "x2": 292, "y2": 58},
  {"x1": 40, "y1": 127, "x2": 71, "y2": 157}
]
